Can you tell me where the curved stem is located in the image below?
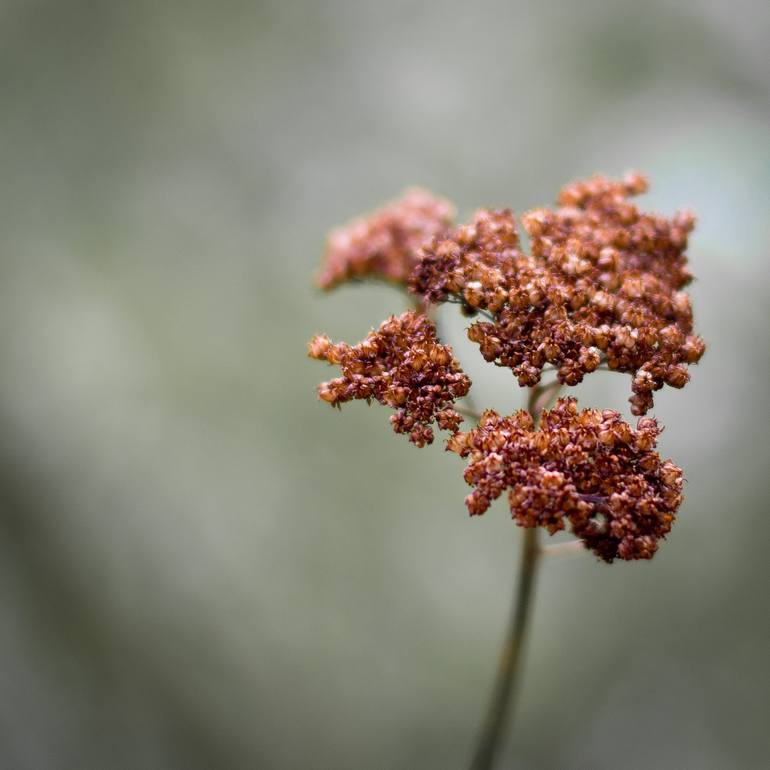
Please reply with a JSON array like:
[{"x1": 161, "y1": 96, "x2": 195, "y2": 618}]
[
  {"x1": 469, "y1": 526, "x2": 541, "y2": 770},
  {"x1": 468, "y1": 387, "x2": 551, "y2": 770}
]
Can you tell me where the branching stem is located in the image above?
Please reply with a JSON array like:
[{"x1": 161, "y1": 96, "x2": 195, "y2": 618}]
[
  {"x1": 457, "y1": 403, "x2": 483, "y2": 422},
  {"x1": 540, "y1": 539, "x2": 585, "y2": 557}
]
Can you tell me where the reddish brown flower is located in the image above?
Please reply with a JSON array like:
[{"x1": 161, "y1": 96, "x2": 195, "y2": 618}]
[
  {"x1": 308, "y1": 311, "x2": 471, "y2": 447},
  {"x1": 317, "y1": 188, "x2": 455, "y2": 291},
  {"x1": 446, "y1": 398, "x2": 683, "y2": 561},
  {"x1": 411, "y1": 174, "x2": 705, "y2": 414}
]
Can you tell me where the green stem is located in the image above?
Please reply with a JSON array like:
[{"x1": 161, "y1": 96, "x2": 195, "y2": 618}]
[
  {"x1": 468, "y1": 386, "x2": 554, "y2": 770},
  {"x1": 469, "y1": 527, "x2": 540, "y2": 770}
]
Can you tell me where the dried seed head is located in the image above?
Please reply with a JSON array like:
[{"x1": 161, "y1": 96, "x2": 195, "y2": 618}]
[
  {"x1": 447, "y1": 397, "x2": 683, "y2": 562},
  {"x1": 309, "y1": 311, "x2": 471, "y2": 447},
  {"x1": 410, "y1": 174, "x2": 705, "y2": 414},
  {"x1": 317, "y1": 188, "x2": 455, "y2": 290}
]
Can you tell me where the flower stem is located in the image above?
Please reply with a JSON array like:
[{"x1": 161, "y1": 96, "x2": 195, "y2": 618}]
[
  {"x1": 456, "y1": 403, "x2": 483, "y2": 422},
  {"x1": 541, "y1": 539, "x2": 584, "y2": 557},
  {"x1": 469, "y1": 526, "x2": 540, "y2": 770},
  {"x1": 468, "y1": 387, "x2": 551, "y2": 770}
]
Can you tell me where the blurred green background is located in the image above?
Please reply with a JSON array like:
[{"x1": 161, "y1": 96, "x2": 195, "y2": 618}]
[{"x1": 1, "y1": 0, "x2": 768, "y2": 768}]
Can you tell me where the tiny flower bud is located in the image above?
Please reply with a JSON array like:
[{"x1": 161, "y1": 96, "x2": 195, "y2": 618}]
[{"x1": 307, "y1": 334, "x2": 332, "y2": 359}]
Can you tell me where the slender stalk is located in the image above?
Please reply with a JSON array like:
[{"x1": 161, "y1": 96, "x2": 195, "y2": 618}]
[
  {"x1": 541, "y1": 539, "x2": 584, "y2": 557},
  {"x1": 468, "y1": 386, "x2": 554, "y2": 770},
  {"x1": 469, "y1": 526, "x2": 540, "y2": 770},
  {"x1": 457, "y1": 403, "x2": 483, "y2": 422}
]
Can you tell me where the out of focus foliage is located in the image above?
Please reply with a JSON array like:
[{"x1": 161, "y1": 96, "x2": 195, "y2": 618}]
[{"x1": 0, "y1": 1, "x2": 768, "y2": 768}]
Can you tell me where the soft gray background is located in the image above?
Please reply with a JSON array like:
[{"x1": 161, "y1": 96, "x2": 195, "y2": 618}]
[{"x1": 1, "y1": 1, "x2": 768, "y2": 768}]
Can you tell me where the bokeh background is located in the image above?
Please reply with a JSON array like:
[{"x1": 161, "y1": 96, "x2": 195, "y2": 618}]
[{"x1": 1, "y1": 0, "x2": 768, "y2": 768}]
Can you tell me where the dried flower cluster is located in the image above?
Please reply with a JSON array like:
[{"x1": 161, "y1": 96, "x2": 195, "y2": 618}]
[
  {"x1": 317, "y1": 188, "x2": 454, "y2": 290},
  {"x1": 411, "y1": 173, "x2": 705, "y2": 414},
  {"x1": 308, "y1": 311, "x2": 470, "y2": 447},
  {"x1": 309, "y1": 173, "x2": 703, "y2": 561},
  {"x1": 447, "y1": 398, "x2": 682, "y2": 561}
]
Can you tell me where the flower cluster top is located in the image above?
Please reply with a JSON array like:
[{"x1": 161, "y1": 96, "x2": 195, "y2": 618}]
[
  {"x1": 411, "y1": 173, "x2": 705, "y2": 414},
  {"x1": 317, "y1": 188, "x2": 454, "y2": 290},
  {"x1": 309, "y1": 173, "x2": 704, "y2": 561},
  {"x1": 308, "y1": 311, "x2": 470, "y2": 447},
  {"x1": 447, "y1": 398, "x2": 682, "y2": 562}
]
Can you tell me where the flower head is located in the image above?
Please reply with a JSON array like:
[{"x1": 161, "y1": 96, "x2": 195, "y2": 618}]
[
  {"x1": 317, "y1": 188, "x2": 455, "y2": 291},
  {"x1": 411, "y1": 174, "x2": 705, "y2": 414},
  {"x1": 308, "y1": 311, "x2": 471, "y2": 447},
  {"x1": 447, "y1": 397, "x2": 683, "y2": 561}
]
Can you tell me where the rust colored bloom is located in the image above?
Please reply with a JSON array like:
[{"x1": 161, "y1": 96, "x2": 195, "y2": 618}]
[
  {"x1": 446, "y1": 398, "x2": 683, "y2": 561},
  {"x1": 308, "y1": 311, "x2": 470, "y2": 447},
  {"x1": 411, "y1": 174, "x2": 705, "y2": 414},
  {"x1": 317, "y1": 188, "x2": 455, "y2": 291}
]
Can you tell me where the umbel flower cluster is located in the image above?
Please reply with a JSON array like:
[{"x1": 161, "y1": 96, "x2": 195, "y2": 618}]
[
  {"x1": 446, "y1": 398, "x2": 681, "y2": 561},
  {"x1": 308, "y1": 311, "x2": 470, "y2": 447},
  {"x1": 308, "y1": 174, "x2": 704, "y2": 561},
  {"x1": 412, "y1": 173, "x2": 705, "y2": 414},
  {"x1": 317, "y1": 187, "x2": 454, "y2": 291}
]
